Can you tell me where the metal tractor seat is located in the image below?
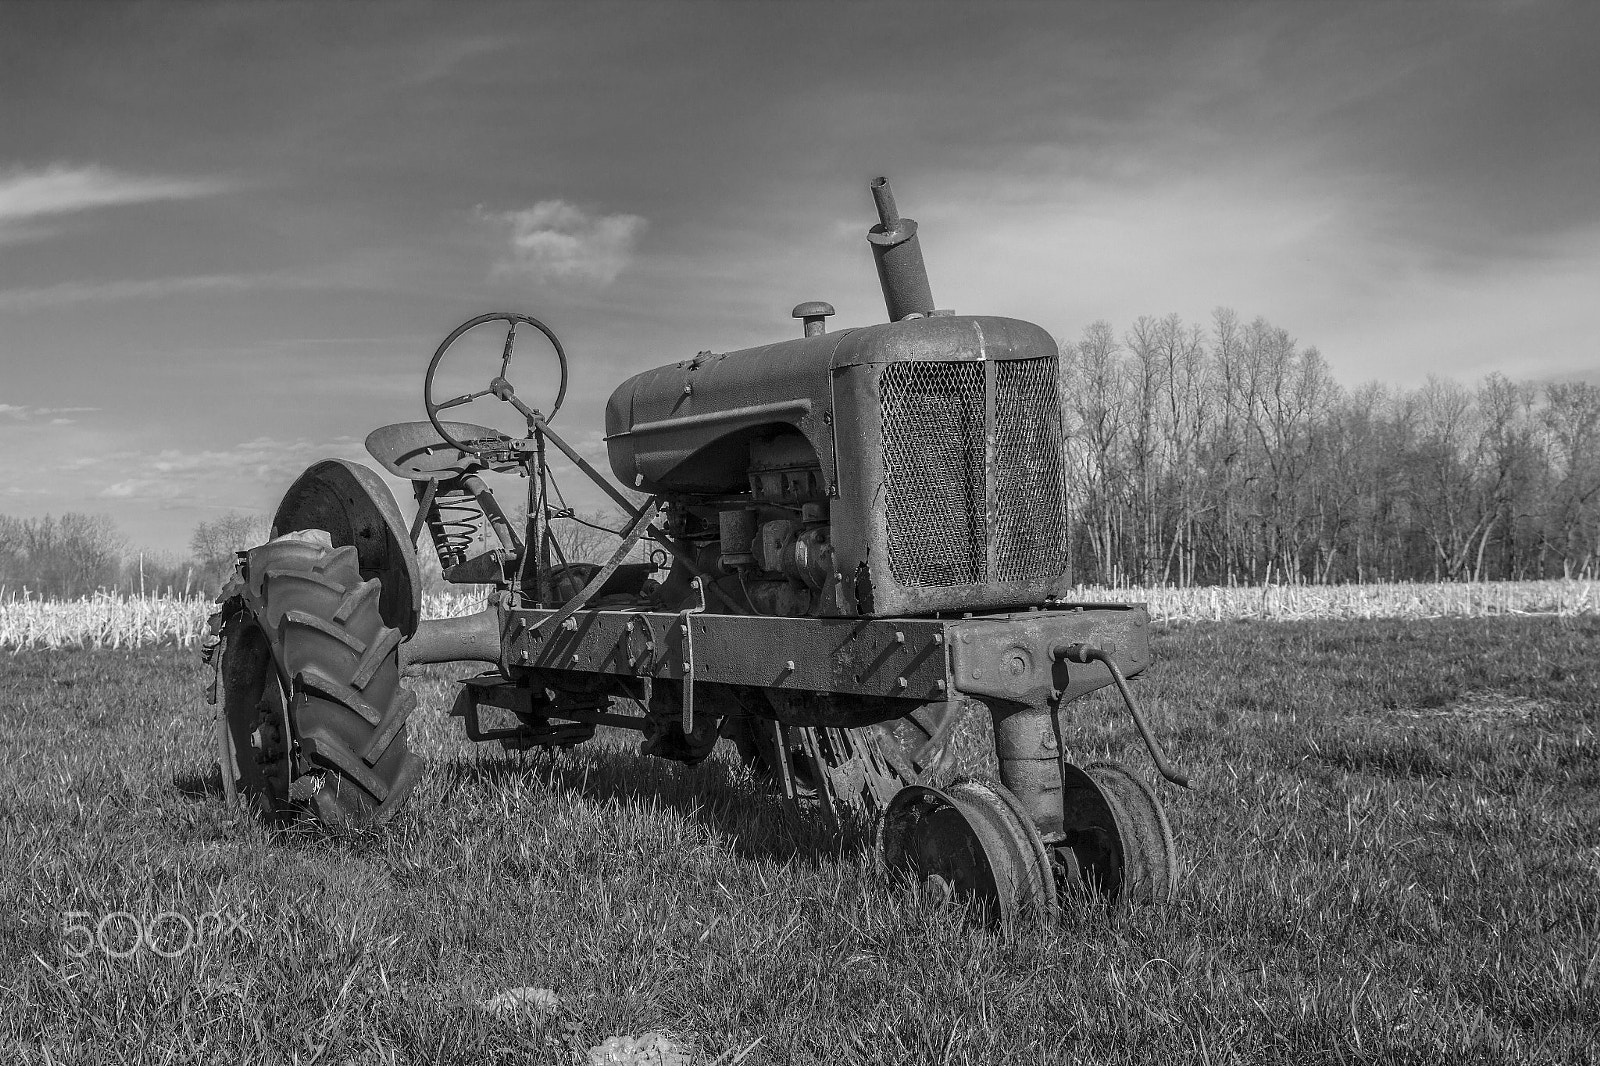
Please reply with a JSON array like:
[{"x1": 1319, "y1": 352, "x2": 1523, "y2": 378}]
[
  {"x1": 363, "y1": 421, "x2": 520, "y2": 481},
  {"x1": 363, "y1": 421, "x2": 525, "y2": 584}
]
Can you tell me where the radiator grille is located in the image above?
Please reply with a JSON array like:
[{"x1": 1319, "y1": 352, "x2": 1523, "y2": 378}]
[
  {"x1": 880, "y1": 356, "x2": 1065, "y2": 588},
  {"x1": 992, "y1": 357, "x2": 1067, "y2": 582},
  {"x1": 880, "y1": 362, "x2": 985, "y2": 586}
]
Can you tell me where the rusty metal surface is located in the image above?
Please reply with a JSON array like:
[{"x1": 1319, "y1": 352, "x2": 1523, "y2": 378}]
[
  {"x1": 416, "y1": 603, "x2": 1150, "y2": 711},
  {"x1": 603, "y1": 313, "x2": 1058, "y2": 497},
  {"x1": 862, "y1": 351, "x2": 1072, "y2": 593},
  {"x1": 828, "y1": 313, "x2": 1057, "y2": 369},
  {"x1": 947, "y1": 606, "x2": 1154, "y2": 850},
  {"x1": 502, "y1": 607, "x2": 951, "y2": 702},
  {"x1": 270, "y1": 459, "x2": 421, "y2": 636},
  {"x1": 403, "y1": 609, "x2": 501, "y2": 667},
  {"x1": 880, "y1": 781, "x2": 1055, "y2": 926},
  {"x1": 799, "y1": 725, "x2": 904, "y2": 833},
  {"x1": 866, "y1": 176, "x2": 935, "y2": 324},
  {"x1": 363, "y1": 420, "x2": 520, "y2": 481},
  {"x1": 991, "y1": 357, "x2": 1068, "y2": 582},
  {"x1": 879, "y1": 360, "x2": 985, "y2": 586},
  {"x1": 986, "y1": 700, "x2": 1067, "y2": 842},
  {"x1": 604, "y1": 334, "x2": 844, "y2": 496},
  {"x1": 949, "y1": 604, "x2": 1151, "y2": 705},
  {"x1": 1060, "y1": 761, "x2": 1180, "y2": 904},
  {"x1": 452, "y1": 674, "x2": 608, "y2": 750},
  {"x1": 481, "y1": 603, "x2": 1151, "y2": 722},
  {"x1": 827, "y1": 320, "x2": 1072, "y2": 618},
  {"x1": 724, "y1": 712, "x2": 949, "y2": 838},
  {"x1": 792, "y1": 301, "x2": 834, "y2": 337},
  {"x1": 1064, "y1": 642, "x2": 1189, "y2": 788}
]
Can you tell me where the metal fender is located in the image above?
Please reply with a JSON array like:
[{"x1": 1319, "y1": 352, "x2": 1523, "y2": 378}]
[{"x1": 270, "y1": 458, "x2": 422, "y2": 637}]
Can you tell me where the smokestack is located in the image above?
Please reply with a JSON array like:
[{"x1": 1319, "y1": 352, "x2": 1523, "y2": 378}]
[{"x1": 866, "y1": 176, "x2": 936, "y2": 324}]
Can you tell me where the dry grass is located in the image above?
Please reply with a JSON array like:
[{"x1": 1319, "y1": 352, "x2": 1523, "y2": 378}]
[
  {"x1": 1, "y1": 615, "x2": 1596, "y2": 1063},
  {"x1": 0, "y1": 591, "x2": 212, "y2": 650},
  {"x1": 0, "y1": 590, "x2": 490, "y2": 651},
  {"x1": 1068, "y1": 578, "x2": 1600, "y2": 624},
  {"x1": 1, "y1": 580, "x2": 1595, "y2": 651}
]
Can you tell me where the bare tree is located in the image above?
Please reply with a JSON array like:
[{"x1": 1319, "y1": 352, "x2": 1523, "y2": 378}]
[
  {"x1": 1061, "y1": 321, "x2": 1130, "y2": 584},
  {"x1": 1053, "y1": 310, "x2": 1599, "y2": 586},
  {"x1": 0, "y1": 513, "x2": 122, "y2": 598},
  {"x1": 1542, "y1": 381, "x2": 1600, "y2": 577},
  {"x1": 190, "y1": 512, "x2": 270, "y2": 592}
]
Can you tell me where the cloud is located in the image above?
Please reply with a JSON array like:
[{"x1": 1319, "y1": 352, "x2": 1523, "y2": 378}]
[
  {"x1": 0, "y1": 404, "x2": 100, "y2": 422},
  {"x1": 479, "y1": 200, "x2": 647, "y2": 286},
  {"x1": 96, "y1": 435, "x2": 369, "y2": 509},
  {"x1": 0, "y1": 273, "x2": 262, "y2": 311},
  {"x1": 0, "y1": 164, "x2": 228, "y2": 243}
]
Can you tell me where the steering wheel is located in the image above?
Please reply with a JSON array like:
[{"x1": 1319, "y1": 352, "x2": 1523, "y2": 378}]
[{"x1": 424, "y1": 312, "x2": 569, "y2": 457}]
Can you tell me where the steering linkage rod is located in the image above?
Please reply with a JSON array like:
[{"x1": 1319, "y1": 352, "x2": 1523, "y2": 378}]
[{"x1": 1059, "y1": 643, "x2": 1191, "y2": 789}]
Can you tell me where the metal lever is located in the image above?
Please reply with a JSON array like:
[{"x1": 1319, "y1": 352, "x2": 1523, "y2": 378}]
[
  {"x1": 678, "y1": 577, "x2": 707, "y2": 734},
  {"x1": 1060, "y1": 643, "x2": 1190, "y2": 789}
]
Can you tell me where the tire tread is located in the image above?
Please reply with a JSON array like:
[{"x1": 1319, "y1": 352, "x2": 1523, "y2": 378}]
[{"x1": 228, "y1": 532, "x2": 421, "y2": 826}]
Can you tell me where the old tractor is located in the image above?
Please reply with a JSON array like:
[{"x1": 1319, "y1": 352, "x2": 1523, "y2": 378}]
[{"x1": 205, "y1": 178, "x2": 1187, "y2": 921}]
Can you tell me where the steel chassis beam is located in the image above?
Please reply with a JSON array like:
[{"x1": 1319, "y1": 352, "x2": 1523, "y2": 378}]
[{"x1": 496, "y1": 601, "x2": 1151, "y2": 703}]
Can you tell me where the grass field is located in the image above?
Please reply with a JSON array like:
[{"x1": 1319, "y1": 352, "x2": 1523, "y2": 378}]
[{"x1": 1, "y1": 616, "x2": 1597, "y2": 1064}]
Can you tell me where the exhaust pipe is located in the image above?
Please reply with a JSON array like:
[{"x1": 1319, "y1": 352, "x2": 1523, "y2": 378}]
[{"x1": 867, "y1": 176, "x2": 936, "y2": 323}]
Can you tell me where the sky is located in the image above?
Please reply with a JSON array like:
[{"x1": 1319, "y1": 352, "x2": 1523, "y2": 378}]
[{"x1": 2, "y1": 1, "x2": 1597, "y2": 554}]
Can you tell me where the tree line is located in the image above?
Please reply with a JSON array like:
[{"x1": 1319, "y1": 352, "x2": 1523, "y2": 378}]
[
  {"x1": 1058, "y1": 309, "x2": 1600, "y2": 586},
  {"x1": 0, "y1": 511, "x2": 267, "y2": 600},
  {"x1": 5, "y1": 311, "x2": 1596, "y2": 598}
]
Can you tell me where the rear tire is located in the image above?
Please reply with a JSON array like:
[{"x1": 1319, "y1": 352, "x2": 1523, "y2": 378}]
[{"x1": 217, "y1": 530, "x2": 422, "y2": 826}]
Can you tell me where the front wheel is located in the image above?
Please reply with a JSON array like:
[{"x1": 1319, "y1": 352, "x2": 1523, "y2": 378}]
[{"x1": 214, "y1": 530, "x2": 422, "y2": 825}]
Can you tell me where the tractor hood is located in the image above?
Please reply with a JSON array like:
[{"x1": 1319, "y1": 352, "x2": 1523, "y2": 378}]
[{"x1": 604, "y1": 314, "x2": 1055, "y2": 496}]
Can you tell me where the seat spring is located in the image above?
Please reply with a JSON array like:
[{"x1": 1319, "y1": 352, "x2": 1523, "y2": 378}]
[{"x1": 430, "y1": 489, "x2": 486, "y2": 569}]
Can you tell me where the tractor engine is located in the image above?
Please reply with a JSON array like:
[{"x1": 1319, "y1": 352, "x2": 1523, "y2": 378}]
[{"x1": 606, "y1": 185, "x2": 1069, "y2": 620}]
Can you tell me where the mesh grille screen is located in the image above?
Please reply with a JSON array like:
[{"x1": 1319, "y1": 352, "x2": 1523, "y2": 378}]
[
  {"x1": 993, "y1": 357, "x2": 1067, "y2": 582},
  {"x1": 880, "y1": 356, "x2": 1065, "y2": 589},
  {"x1": 880, "y1": 361, "x2": 985, "y2": 586}
]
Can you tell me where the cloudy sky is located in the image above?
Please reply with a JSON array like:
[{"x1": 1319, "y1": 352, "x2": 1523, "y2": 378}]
[{"x1": 2, "y1": 1, "x2": 1596, "y2": 553}]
